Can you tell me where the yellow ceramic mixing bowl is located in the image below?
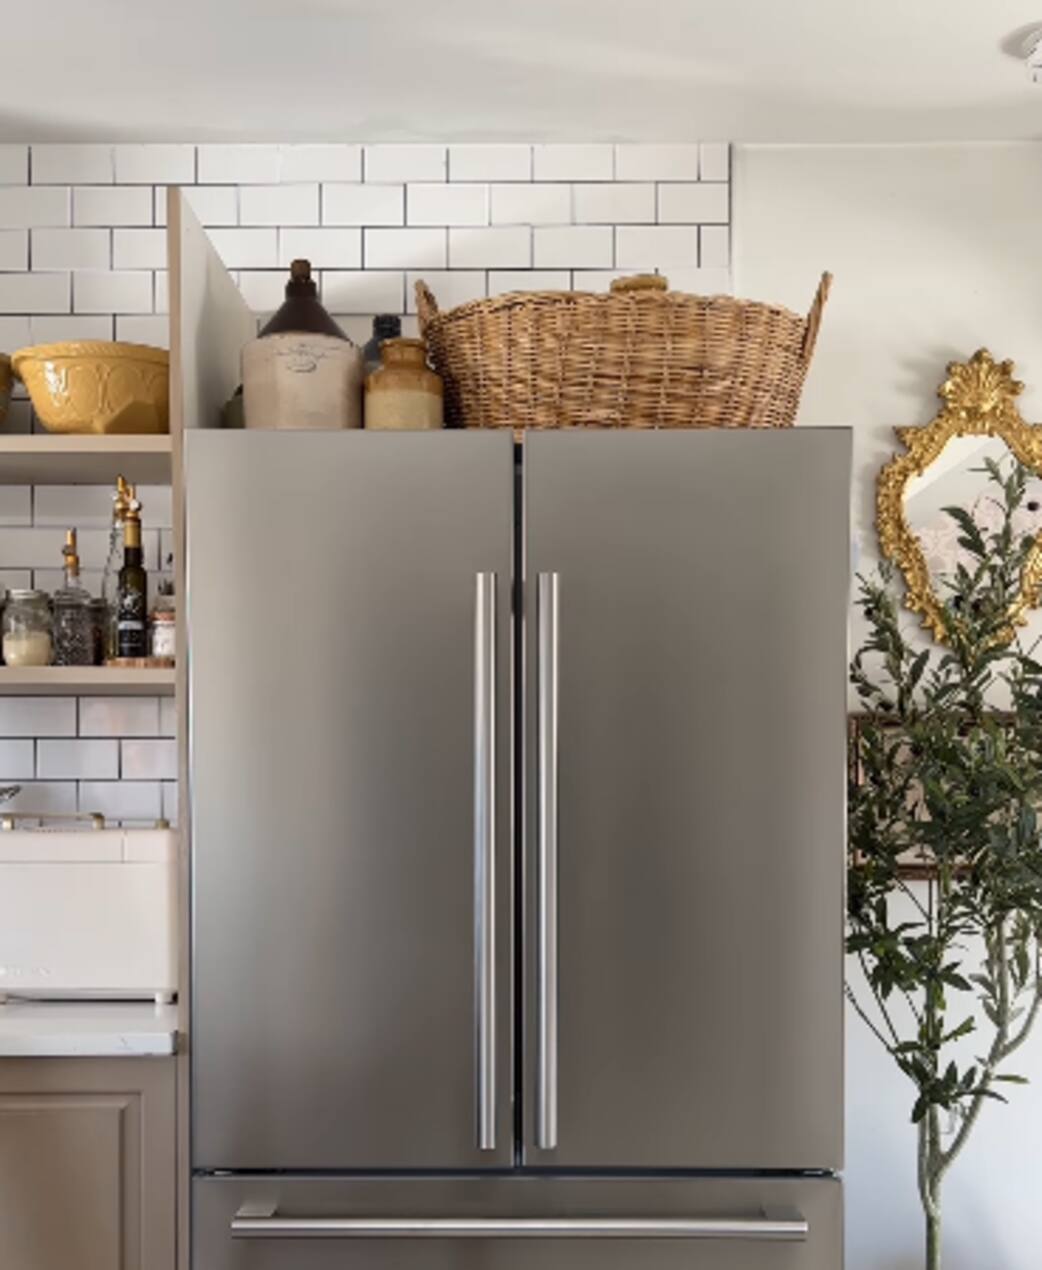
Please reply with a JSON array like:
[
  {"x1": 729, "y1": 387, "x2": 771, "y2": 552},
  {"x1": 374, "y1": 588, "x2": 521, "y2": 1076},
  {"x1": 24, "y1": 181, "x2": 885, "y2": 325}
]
[{"x1": 12, "y1": 341, "x2": 169, "y2": 434}]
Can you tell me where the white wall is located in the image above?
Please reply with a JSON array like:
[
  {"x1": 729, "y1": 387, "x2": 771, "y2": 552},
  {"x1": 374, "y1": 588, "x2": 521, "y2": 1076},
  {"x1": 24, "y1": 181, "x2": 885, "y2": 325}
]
[{"x1": 734, "y1": 142, "x2": 1042, "y2": 1269}]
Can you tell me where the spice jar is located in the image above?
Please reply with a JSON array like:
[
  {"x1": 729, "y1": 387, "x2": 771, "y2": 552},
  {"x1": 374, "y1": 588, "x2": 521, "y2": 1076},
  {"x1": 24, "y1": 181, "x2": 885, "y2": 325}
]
[
  {"x1": 151, "y1": 584, "x2": 176, "y2": 661},
  {"x1": 2, "y1": 590, "x2": 53, "y2": 667},
  {"x1": 364, "y1": 338, "x2": 444, "y2": 431}
]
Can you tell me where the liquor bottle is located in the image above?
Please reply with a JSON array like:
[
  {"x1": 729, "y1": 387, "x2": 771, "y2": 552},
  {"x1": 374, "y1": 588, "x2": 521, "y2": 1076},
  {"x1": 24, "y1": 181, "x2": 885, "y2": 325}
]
[
  {"x1": 116, "y1": 488, "x2": 149, "y2": 659},
  {"x1": 101, "y1": 474, "x2": 130, "y2": 660},
  {"x1": 53, "y1": 529, "x2": 94, "y2": 666}
]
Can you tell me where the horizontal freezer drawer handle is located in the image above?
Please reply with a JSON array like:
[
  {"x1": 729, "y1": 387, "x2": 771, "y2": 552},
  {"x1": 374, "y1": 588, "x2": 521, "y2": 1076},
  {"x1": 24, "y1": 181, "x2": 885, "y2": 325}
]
[{"x1": 231, "y1": 1210, "x2": 808, "y2": 1242}]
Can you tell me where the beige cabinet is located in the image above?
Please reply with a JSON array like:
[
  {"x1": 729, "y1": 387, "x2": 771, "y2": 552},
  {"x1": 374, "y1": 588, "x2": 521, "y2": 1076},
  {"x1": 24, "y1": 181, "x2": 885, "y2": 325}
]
[{"x1": 0, "y1": 1058, "x2": 175, "y2": 1270}]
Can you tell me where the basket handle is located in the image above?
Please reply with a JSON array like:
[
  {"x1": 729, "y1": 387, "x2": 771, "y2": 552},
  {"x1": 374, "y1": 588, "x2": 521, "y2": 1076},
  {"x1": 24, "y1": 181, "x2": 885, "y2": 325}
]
[
  {"x1": 801, "y1": 271, "x2": 832, "y2": 363},
  {"x1": 415, "y1": 280, "x2": 439, "y2": 335}
]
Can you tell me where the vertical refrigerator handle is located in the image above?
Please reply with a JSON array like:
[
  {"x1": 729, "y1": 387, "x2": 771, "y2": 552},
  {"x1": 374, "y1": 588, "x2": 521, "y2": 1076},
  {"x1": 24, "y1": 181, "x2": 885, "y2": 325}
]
[
  {"x1": 537, "y1": 571, "x2": 560, "y2": 1151},
  {"x1": 474, "y1": 572, "x2": 497, "y2": 1152}
]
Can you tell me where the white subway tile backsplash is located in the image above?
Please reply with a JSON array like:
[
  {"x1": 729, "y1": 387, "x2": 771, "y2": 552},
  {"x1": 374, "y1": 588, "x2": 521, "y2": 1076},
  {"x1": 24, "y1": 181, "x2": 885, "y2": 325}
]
[
  {"x1": 74, "y1": 185, "x2": 153, "y2": 227},
  {"x1": 656, "y1": 266, "x2": 732, "y2": 295},
  {"x1": 112, "y1": 228, "x2": 167, "y2": 270},
  {"x1": 32, "y1": 567, "x2": 103, "y2": 597},
  {"x1": 80, "y1": 780, "x2": 162, "y2": 822},
  {"x1": 38, "y1": 739, "x2": 119, "y2": 780},
  {"x1": 574, "y1": 183, "x2": 654, "y2": 225},
  {"x1": 571, "y1": 270, "x2": 629, "y2": 291},
  {"x1": 449, "y1": 145, "x2": 530, "y2": 182},
  {"x1": 533, "y1": 144, "x2": 613, "y2": 181},
  {"x1": 320, "y1": 271, "x2": 404, "y2": 315},
  {"x1": 699, "y1": 143, "x2": 730, "y2": 182},
  {"x1": 534, "y1": 225, "x2": 612, "y2": 269},
  {"x1": 279, "y1": 228, "x2": 361, "y2": 269},
  {"x1": 322, "y1": 184, "x2": 403, "y2": 227},
  {"x1": 279, "y1": 144, "x2": 361, "y2": 183},
  {"x1": 0, "y1": 568, "x2": 31, "y2": 589},
  {"x1": 33, "y1": 145, "x2": 113, "y2": 185},
  {"x1": 0, "y1": 782, "x2": 76, "y2": 815},
  {"x1": 33, "y1": 484, "x2": 115, "y2": 528},
  {"x1": 205, "y1": 228, "x2": 279, "y2": 269},
  {"x1": 30, "y1": 315, "x2": 114, "y2": 343},
  {"x1": 198, "y1": 144, "x2": 280, "y2": 184},
  {"x1": 237, "y1": 271, "x2": 287, "y2": 312},
  {"x1": 0, "y1": 486, "x2": 31, "y2": 526},
  {"x1": 154, "y1": 185, "x2": 238, "y2": 228},
  {"x1": 449, "y1": 226, "x2": 530, "y2": 269},
  {"x1": 0, "y1": 272, "x2": 70, "y2": 314},
  {"x1": 407, "y1": 184, "x2": 488, "y2": 227},
  {"x1": 79, "y1": 697, "x2": 161, "y2": 738},
  {"x1": 0, "y1": 316, "x2": 31, "y2": 349},
  {"x1": 116, "y1": 314, "x2": 168, "y2": 347},
  {"x1": 113, "y1": 144, "x2": 194, "y2": 184},
  {"x1": 159, "y1": 697, "x2": 177, "y2": 738},
  {"x1": 0, "y1": 186, "x2": 70, "y2": 229},
  {"x1": 0, "y1": 698, "x2": 76, "y2": 738},
  {"x1": 240, "y1": 184, "x2": 320, "y2": 227},
  {"x1": 32, "y1": 228, "x2": 110, "y2": 270},
  {"x1": 0, "y1": 739, "x2": 35, "y2": 779},
  {"x1": 73, "y1": 270, "x2": 152, "y2": 314},
  {"x1": 488, "y1": 270, "x2": 571, "y2": 295},
  {"x1": 0, "y1": 229, "x2": 28, "y2": 270},
  {"x1": 405, "y1": 271, "x2": 486, "y2": 313},
  {"x1": 0, "y1": 145, "x2": 29, "y2": 185},
  {"x1": 365, "y1": 228, "x2": 445, "y2": 269},
  {"x1": 615, "y1": 225, "x2": 699, "y2": 270},
  {"x1": 491, "y1": 184, "x2": 571, "y2": 226},
  {"x1": 364, "y1": 145, "x2": 447, "y2": 183},
  {"x1": 699, "y1": 226, "x2": 730, "y2": 269},
  {"x1": 615, "y1": 144, "x2": 701, "y2": 181},
  {"x1": 657, "y1": 183, "x2": 729, "y2": 224},
  {"x1": 153, "y1": 271, "x2": 168, "y2": 314},
  {"x1": 121, "y1": 738, "x2": 177, "y2": 780}
]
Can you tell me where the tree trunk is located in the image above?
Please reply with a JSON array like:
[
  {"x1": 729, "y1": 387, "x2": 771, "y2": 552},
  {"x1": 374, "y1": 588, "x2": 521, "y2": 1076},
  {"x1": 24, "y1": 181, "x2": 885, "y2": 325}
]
[{"x1": 926, "y1": 1207, "x2": 941, "y2": 1270}]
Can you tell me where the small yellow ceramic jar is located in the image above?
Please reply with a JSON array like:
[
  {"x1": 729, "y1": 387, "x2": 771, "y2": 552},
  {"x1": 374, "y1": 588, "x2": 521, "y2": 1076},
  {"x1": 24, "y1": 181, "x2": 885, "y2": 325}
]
[{"x1": 364, "y1": 338, "x2": 444, "y2": 431}]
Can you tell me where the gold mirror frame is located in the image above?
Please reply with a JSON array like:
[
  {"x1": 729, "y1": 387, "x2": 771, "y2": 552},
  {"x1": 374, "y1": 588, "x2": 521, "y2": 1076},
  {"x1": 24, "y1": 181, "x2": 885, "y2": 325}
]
[{"x1": 876, "y1": 349, "x2": 1042, "y2": 642}]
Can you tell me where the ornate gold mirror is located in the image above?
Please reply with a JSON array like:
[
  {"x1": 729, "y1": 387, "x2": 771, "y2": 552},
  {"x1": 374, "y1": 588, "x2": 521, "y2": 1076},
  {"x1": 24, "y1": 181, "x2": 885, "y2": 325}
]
[{"x1": 877, "y1": 349, "x2": 1042, "y2": 641}]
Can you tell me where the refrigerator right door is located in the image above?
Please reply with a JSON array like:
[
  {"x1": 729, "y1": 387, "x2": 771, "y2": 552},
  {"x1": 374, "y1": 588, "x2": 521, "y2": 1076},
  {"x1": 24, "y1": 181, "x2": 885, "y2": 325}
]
[{"x1": 523, "y1": 429, "x2": 851, "y2": 1171}]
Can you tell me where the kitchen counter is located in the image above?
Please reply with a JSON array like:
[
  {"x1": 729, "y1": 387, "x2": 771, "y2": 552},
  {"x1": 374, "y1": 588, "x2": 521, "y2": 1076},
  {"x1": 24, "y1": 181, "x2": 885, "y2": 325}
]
[{"x1": 0, "y1": 1001, "x2": 178, "y2": 1057}]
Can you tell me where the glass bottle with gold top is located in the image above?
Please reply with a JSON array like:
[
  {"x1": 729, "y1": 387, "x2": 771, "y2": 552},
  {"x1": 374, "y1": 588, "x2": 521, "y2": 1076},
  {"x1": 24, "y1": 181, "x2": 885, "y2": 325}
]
[
  {"x1": 101, "y1": 474, "x2": 131, "y2": 661},
  {"x1": 364, "y1": 338, "x2": 444, "y2": 431},
  {"x1": 53, "y1": 529, "x2": 94, "y2": 666},
  {"x1": 116, "y1": 488, "x2": 149, "y2": 660}
]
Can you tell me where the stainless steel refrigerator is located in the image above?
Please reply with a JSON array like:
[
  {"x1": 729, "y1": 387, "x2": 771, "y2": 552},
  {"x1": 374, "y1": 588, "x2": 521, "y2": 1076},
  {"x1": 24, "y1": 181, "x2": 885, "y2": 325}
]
[{"x1": 187, "y1": 427, "x2": 851, "y2": 1269}]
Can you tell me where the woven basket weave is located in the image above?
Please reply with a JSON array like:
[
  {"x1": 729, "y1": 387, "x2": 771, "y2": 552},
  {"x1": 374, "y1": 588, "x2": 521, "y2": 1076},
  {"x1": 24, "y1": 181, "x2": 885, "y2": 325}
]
[{"x1": 415, "y1": 271, "x2": 831, "y2": 431}]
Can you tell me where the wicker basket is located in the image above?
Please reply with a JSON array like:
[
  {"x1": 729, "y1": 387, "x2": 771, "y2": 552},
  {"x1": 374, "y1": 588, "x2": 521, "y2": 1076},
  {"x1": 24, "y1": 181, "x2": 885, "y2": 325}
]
[{"x1": 415, "y1": 272, "x2": 831, "y2": 431}]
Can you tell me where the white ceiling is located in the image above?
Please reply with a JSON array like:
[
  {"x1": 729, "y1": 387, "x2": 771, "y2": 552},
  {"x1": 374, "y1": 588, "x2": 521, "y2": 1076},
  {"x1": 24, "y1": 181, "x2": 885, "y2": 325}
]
[{"x1": 4, "y1": 0, "x2": 1042, "y2": 143}]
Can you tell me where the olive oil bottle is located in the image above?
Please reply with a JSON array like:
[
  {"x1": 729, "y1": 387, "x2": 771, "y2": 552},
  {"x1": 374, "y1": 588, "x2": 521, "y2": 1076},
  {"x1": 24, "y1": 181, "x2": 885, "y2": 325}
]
[{"x1": 116, "y1": 488, "x2": 148, "y2": 659}]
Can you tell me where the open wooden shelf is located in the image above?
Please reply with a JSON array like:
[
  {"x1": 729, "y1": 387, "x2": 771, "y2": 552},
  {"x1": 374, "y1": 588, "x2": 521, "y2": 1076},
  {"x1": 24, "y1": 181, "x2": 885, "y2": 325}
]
[
  {"x1": 0, "y1": 434, "x2": 173, "y2": 485},
  {"x1": 0, "y1": 667, "x2": 176, "y2": 696}
]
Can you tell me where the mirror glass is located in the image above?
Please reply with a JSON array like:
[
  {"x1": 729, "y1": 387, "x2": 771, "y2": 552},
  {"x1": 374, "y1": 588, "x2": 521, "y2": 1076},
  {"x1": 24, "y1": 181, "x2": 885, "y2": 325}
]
[{"x1": 904, "y1": 436, "x2": 1042, "y2": 589}]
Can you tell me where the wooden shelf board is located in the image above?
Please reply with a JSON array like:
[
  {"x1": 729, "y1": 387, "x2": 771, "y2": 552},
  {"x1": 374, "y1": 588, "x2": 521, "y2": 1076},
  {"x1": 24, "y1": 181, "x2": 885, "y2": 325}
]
[
  {"x1": 0, "y1": 667, "x2": 176, "y2": 696},
  {"x1": 0, "y1": 434, "x2": 173, "y2": 485}
]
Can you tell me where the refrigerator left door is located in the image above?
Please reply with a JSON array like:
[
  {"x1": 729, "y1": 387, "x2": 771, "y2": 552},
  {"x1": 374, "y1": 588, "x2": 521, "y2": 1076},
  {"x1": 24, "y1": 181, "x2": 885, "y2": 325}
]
[{"x1": 187, "y1": 431, "x2": 515, "y2": 1170}]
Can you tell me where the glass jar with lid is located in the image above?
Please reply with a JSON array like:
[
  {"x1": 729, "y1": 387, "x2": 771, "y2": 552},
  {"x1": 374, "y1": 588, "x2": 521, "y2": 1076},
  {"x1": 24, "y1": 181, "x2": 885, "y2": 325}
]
[{"x1": 2, "y1": 590, "x2": 53, "y2": 667}]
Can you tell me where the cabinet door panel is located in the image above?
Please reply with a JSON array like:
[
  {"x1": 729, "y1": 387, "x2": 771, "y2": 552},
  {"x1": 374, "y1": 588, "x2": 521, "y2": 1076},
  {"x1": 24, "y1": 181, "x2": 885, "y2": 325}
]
[
  {"x1": 0, "y1": 1058, "x2": 175, "y2": 1270},
  {"x1": 524, "y1": 430, "x2": 850, "y2": 1169}
]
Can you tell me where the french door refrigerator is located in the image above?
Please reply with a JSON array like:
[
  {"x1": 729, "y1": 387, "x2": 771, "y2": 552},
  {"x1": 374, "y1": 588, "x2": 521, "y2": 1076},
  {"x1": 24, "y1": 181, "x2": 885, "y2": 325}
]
[{"x1": 187, "y1": 427, "x2": 851, "y2": 1269}]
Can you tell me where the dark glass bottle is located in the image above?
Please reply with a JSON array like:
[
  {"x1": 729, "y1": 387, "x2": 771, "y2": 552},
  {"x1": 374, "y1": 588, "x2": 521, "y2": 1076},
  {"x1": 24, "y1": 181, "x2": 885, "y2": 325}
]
[
  {"x1": 258, "y1": 259, "x2": 348, "y2": 338},
  {"x1": 363, "y1": 314, "x2": 402, "y2": 378},
  {"x1": 117, "y1": 491, "x2": 148, "y2": 659}
]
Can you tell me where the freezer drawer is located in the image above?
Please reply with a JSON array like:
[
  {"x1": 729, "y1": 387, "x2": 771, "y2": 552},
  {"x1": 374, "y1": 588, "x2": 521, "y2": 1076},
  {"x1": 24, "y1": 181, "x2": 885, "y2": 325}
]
[{"x1": 194, "y1": 1175, "x2": 842, "y2": 1269}]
